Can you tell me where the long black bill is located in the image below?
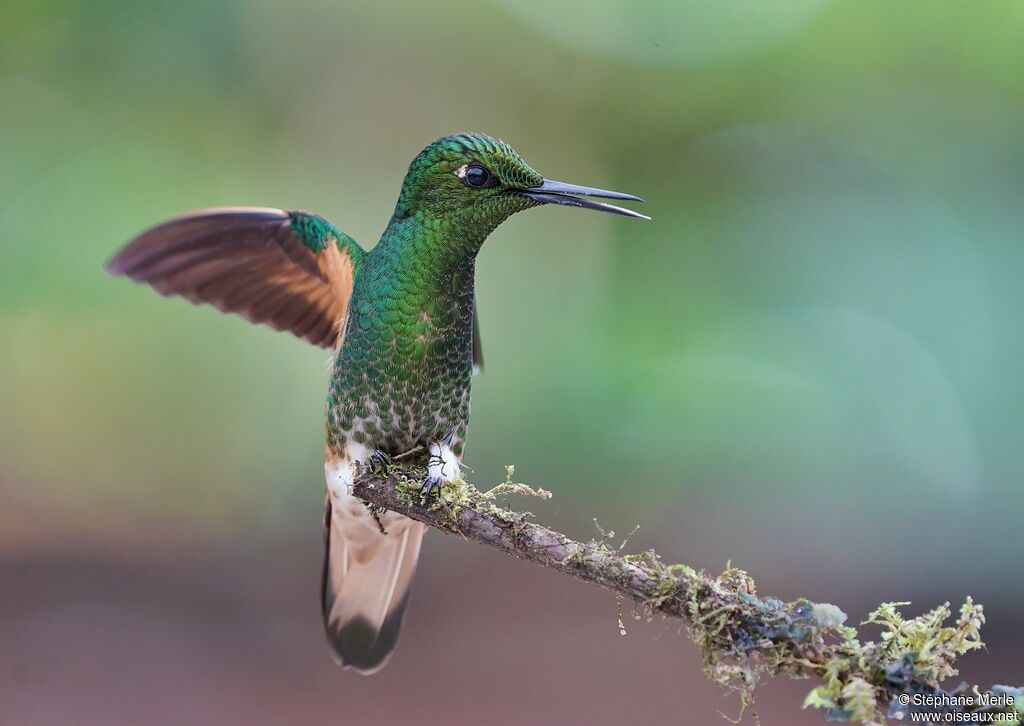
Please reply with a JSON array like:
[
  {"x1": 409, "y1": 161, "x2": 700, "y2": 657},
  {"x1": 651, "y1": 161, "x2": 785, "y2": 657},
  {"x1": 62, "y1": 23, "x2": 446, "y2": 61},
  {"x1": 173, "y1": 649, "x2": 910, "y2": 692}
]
[{"x1": 522, "y1": 179, "x2": 650, "y2": 220}]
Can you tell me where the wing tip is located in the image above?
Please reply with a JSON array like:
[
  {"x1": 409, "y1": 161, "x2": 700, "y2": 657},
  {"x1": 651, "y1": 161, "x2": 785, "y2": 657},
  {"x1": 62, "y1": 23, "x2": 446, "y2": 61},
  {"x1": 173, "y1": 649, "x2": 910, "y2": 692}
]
[
  {"x1": 106, "y1": 207, "x2": 290, "y2": 276},
  {"x1": 104, "y1": 251, "x2": 130, "y2": 277}
]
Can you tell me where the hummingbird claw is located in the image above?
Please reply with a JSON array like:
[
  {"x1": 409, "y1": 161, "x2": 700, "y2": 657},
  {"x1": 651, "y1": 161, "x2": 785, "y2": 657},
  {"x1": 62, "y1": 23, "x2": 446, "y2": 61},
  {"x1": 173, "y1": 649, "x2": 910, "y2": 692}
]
[{"x1": 419, "y1": 472, "x2": 444, "y2": 499}]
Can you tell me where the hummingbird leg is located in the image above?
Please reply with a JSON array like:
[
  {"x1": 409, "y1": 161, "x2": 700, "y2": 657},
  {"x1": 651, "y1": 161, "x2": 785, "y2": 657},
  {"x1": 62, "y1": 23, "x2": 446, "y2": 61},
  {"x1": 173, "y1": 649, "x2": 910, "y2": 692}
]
[
  {"x1": 420, "y1": 437, "x2": 461, "y2": 499},
  {"x1": 420, "y1": 450, "x2": 447, "y2": 498},
  {"x1": 369, "y1": 449, "x2": 393, "y2": 470},
  {"x1": 419, "y1": 471, "x2": 444, "y2": 499}
]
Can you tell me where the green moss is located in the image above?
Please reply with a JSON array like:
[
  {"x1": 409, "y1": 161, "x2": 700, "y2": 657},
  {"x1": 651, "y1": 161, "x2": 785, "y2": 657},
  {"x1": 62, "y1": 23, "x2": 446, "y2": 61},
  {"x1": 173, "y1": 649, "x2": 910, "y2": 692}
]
[{"x1": 595, "y1": 542, "x2": 1012, "y2": 725}]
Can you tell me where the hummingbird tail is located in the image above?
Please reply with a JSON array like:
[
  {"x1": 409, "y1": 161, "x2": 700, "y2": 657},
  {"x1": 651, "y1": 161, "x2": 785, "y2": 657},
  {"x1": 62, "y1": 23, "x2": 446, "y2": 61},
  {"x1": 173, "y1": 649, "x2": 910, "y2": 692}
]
[{"x1": 321, "y1": 492, "x2": 425, "y2": 674}]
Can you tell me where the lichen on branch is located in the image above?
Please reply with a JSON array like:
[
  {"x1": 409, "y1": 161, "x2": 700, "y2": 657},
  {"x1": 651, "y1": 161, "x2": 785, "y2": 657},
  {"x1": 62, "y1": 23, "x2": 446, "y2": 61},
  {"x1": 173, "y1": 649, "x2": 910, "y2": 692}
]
[{"x1": 352, "y1": 464, "x2": 1022, "y2": 725}]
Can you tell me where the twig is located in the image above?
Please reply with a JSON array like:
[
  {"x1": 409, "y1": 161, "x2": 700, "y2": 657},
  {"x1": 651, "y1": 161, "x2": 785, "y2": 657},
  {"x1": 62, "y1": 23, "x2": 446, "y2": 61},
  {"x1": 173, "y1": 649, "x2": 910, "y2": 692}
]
[{"x1": 352, "y1": 465, "x2": 1022, "y2": 725}]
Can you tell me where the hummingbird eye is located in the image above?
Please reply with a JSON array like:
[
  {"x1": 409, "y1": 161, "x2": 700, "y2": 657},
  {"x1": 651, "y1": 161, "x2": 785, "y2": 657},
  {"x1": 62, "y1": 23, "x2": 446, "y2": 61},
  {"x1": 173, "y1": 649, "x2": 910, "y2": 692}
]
[{"x1": 457, "y1": 163, "x2": 492, "y2": 189}]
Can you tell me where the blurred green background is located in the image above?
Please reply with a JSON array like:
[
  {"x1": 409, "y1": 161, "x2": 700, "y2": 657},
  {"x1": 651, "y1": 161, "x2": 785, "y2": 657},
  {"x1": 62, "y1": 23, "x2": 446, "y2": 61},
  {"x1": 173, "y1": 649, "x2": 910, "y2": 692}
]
[{"x1": 2, "y1": 1, "x2": 1021, "y2": 724}]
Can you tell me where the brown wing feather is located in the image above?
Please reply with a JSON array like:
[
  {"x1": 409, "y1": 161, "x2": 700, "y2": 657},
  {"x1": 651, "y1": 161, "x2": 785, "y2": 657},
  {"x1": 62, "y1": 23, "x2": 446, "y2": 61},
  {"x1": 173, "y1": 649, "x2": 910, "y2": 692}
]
[{"x1": 106, "y1": 207, "x2": 362, "y2": 348}]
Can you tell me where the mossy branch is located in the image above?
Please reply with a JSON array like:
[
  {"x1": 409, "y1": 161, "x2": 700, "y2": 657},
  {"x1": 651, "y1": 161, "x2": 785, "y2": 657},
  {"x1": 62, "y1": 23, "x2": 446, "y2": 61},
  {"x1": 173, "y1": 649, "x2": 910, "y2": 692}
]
[{"x1": 353, "y1": 464, "x2": 1022, "y2": 725}]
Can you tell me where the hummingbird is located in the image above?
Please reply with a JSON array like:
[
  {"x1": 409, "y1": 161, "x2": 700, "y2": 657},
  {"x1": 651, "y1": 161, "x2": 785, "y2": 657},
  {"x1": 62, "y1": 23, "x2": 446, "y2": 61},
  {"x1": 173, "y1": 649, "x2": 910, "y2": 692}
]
[{"x1": 106, "y1": 132, "x2": 648, "y2": 674}]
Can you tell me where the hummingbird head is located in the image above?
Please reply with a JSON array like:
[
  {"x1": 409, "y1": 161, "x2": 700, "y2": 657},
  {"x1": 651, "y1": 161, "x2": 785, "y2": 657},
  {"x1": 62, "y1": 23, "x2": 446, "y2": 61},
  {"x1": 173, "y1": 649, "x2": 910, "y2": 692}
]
[{"x1": 389, "y1": 132, "x2": 648, "y2": 236}]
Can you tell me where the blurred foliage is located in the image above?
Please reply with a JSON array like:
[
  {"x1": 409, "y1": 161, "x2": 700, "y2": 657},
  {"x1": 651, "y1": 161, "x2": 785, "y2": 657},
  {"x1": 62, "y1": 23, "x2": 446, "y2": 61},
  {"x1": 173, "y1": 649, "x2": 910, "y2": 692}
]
[{"x1": 1, "y1": 1, "x2": 1022, "y2": 608}]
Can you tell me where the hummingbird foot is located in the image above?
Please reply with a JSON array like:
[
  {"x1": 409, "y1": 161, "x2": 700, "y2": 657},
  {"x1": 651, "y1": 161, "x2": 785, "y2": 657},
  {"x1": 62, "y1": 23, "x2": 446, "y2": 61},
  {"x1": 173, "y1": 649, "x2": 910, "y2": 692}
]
[
  {"x1": 419, "y1": 471, "x2": 445, "y2": 499},
  {"x1": 369, "y1": 449, "x2": 393, "y2": 471},
  {"x1": 420, "y1": 438, "x2": 461, "y2": 499}
]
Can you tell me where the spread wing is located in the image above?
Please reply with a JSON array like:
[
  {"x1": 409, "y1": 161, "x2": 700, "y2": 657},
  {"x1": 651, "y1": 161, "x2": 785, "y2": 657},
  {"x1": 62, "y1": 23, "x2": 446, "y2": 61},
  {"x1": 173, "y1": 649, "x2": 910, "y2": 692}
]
[{"x1": 105, "y1": 207, "x2": 366, "y2": 348}]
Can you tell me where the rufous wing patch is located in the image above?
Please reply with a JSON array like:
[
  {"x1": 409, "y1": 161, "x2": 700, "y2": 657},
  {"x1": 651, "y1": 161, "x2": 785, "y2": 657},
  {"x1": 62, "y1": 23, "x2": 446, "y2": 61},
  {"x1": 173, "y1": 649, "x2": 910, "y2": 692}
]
[{"x1": 317, "y1": 243, "x2": 357, "y2": 347}]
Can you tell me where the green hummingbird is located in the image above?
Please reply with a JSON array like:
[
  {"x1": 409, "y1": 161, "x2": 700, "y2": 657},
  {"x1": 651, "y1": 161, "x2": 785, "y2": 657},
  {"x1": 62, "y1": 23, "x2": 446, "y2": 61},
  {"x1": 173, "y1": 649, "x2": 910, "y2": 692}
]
[{"x1": 106, "y1": 132, "x2": 648, "y2": 674}]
